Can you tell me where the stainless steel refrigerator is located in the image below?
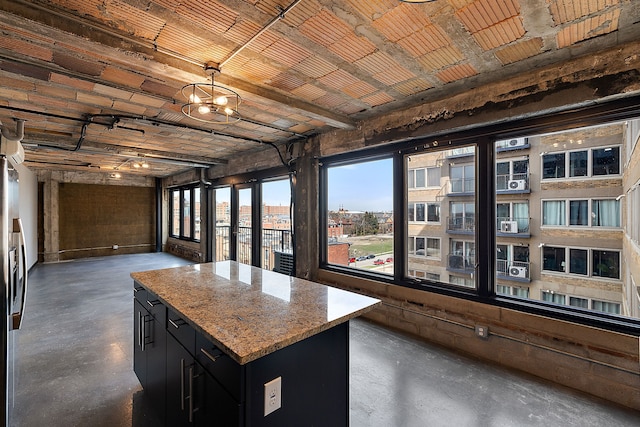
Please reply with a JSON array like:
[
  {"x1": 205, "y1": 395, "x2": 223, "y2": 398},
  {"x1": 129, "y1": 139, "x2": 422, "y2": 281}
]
[{"x1": 1, "y1": 120, "x2": 28, "y2": 427}]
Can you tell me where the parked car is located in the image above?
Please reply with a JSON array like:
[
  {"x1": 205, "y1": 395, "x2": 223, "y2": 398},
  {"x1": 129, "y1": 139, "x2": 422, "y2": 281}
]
[
  {"x1": 356, "y1": 256, "x2": 367, "y2": 261},
  {"x1": 373, "y1": 259, "x2": 385, "y2": 265},
  {"x1": 386, "y1": 257, "x2": 394, "y2": 263},
  {"x1": 349, "y1": 257, "x2": 356, "y2": 263},
  {"x1": 367, "y1": 254, "x2": 375, "y2": 259}
]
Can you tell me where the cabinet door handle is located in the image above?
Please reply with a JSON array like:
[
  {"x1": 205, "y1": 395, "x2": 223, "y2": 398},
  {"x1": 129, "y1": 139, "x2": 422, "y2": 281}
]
[
  {"x1": 168, "y1": 318, "x2": 185, "y2": 329},
  {"x1": 201, "y1": 347, "x2": 222, "y2": 363},
  {"x1": 180, "y1": 358, "x2": 185, "y2": 411},
  {"x1": 140, "y1": 313, "x2": 147, "y2": 352},
  {"x1": 137, "y1": 311, "x2": 141, "y2": 348},
  {"x1": 188, "y1": 366, "x2": 194, "y2": 423},
  {"x1": 146, "y1": 299, "x2": 160, "y2": 308}
]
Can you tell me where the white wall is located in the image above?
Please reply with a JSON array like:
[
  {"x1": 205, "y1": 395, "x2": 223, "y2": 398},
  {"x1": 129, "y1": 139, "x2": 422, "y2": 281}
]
[{"x1": 15, "y1": 163, "x2": 37, "y2": 270}]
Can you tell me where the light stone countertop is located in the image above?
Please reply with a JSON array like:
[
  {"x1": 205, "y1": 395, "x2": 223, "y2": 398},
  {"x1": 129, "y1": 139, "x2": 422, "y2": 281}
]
[{"x1": 131, "y1": 261, "x2": 381, "y2": 365}]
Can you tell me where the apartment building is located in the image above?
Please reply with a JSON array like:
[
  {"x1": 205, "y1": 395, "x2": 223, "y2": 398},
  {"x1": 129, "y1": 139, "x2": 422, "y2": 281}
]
[{"x1": 407, "y1": 120, "x2": 639, "y2": 318}]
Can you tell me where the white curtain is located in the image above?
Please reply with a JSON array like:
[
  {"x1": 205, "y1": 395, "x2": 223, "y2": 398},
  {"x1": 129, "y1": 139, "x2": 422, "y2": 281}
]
[
  {"x1": 543, "y1": 201, "x2": 565, "y2": 225},
  {"x1": 592, "y1": 199, "x2": 620, "y2": 227}
]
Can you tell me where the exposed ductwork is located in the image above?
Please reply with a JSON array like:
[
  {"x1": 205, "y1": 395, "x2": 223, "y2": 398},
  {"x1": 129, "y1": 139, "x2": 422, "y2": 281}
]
[
  {"x1": 0, "y1": 119, "x2": 26, "y2": 164},
  {"x1": 0, "y1": 119, "x2": 25, "y2": 143}
]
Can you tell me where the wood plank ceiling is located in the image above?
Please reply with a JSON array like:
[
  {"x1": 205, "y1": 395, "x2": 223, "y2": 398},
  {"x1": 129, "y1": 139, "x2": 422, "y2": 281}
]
[{"x1": 0, "y1": 0, "x2": 636, "y2": 177}]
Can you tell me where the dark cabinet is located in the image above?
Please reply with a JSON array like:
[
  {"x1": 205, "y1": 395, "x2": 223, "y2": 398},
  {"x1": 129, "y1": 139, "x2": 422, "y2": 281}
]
[
  {"x1": 166, "y1": 309, "x2": 242, "y2": 426},
  {"x1": 133, "y1": 288, "x2": 166, "y2": 421},
  {"x1": 133, "y1": 281, "x2": 350, "y2": 426},
  {"x1": 166, "y1": 332, "x2": 196, "y2": 426}
]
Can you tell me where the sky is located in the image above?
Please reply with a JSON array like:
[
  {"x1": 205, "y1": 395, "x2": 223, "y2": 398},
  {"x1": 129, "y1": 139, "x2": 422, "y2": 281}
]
[
  {"x1": 218, "y1": 158, "x2": 394, "y2": 212},
  {"x1": 327, "y1": 158, "x2": 393, "y2": 212}
]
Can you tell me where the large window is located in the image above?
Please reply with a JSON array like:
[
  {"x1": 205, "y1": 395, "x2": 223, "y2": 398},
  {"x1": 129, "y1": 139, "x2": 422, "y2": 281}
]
[
  {"x1": 169, "y1": 185, "x2": 200, "y2": 241},
  {"x1": 542, "y1": 146, "x2": 620, "y2": 179},
  {"x1": 321, "y1": 116, "x2": 639, "y2": 329},
  {"x1": 211, "y1": 174, "x2": 293, "y2": 271},
  {"x1": 326, "y1": 158, "x2": 393, "y2": 274},
  {"x1": 542, "y1": 199, "x2": 620, "y2": 227}
]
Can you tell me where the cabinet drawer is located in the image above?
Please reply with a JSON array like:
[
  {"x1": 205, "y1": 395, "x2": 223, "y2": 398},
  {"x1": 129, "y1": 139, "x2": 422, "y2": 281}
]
[
  {"x1": 144, "y1": 293, "x2": 166, "y2": 325},
  {"x1": 196, "y1": 333, "x2": 242, "y2": 402},
  {"x1": 133, "y1": 285, "x2": 147, "y2": 305},
  {"x1": 167, "y1": 308, "x2": 195, "y2": 355}
]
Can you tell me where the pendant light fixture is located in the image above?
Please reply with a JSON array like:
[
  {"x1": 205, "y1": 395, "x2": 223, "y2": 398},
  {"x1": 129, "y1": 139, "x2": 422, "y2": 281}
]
[{"x1": 181, "y1": 62, "x2": 241, "y2": 124}]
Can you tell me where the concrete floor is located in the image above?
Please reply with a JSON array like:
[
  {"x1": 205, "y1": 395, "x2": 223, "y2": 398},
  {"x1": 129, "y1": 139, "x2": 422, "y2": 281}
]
[{"x1": 9, "y1": 253, "x2": 640, "y2": 426}]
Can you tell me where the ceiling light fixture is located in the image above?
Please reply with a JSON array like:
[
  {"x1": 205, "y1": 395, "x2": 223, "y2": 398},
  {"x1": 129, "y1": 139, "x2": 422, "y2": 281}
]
[
  {"x1": 182, "y1": 62, "x2": 241, "y2": 124},
  {"x1": 132, "y1": 160, "x2": 149, "y2": 169}
]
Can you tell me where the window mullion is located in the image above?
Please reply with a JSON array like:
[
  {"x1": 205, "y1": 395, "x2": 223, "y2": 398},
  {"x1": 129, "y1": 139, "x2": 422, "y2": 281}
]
[{"x1": 476, "y1": 139, "x2": 495, "y2": 298}]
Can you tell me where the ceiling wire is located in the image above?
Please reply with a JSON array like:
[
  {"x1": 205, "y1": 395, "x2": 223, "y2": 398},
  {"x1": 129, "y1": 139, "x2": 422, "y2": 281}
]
[{"x1": 219, "y1": 0, "x2": 303, "y2": 69}]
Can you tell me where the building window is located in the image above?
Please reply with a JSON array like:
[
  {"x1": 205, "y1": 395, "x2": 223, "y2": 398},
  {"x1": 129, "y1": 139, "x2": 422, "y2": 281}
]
[
  {"x1": 409, "y1": 166, "x2": 440, "y2": 189},
  {"x1": 543, "y1": 198, "x2": 620, "y2": 228},
  {"x1": 592, "y1": 147, "x2": 620, "y2": 175},
  {"x1": 497, "y1": 159, "x2": 529, "y2": 191},
  {"x1": 542, "y1": 246, "x2": 565, "y2": 272},
  {"x1": 449, "y1": 202, "x2": 475, "y2": 232},
  {"x1": 569, "y1": 296, "x2": 589, "y2": 309},
  {"x1": 542, "y1": 201, "x2": 565, "y2": 226},
  {"x1": 427, "y1": 203, "x2": 440, "y2": 223},
  {"x1": 542, "y1": 146, "x2": 621, "y2": 180},
  {"x1": 450, "y1": 164, "x2": 475, "y2": 193},
  {"x1": 592, "y1": 250, "x2": 620, "y2": 279},
  {"x1": 543, "y1": 247, "x2": 620, "y2": 280},
  {"x1": 592, "y1": 199, "x2": 620, "y2": 227},
  {"x1": 409, "y1": 237, "x2": 440, "y2": 258},
  {"x1": 542, "y1": 291, "x2": 566, "y2": 305},
  {"x1": 169, "y1": 185, "x2": 200, "y2": 242},
  {"x1": 569, "y1": 249, "x2": 588, "y2": 275},
  {"x1": 592, "y1": 300, "x2": 621, "y2": 314}
]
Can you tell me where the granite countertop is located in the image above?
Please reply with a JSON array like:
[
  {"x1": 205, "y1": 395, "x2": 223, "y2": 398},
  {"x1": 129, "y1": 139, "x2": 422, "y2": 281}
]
[{"x1": 131, "y1": 261, "x2": 381, "y2": 365}]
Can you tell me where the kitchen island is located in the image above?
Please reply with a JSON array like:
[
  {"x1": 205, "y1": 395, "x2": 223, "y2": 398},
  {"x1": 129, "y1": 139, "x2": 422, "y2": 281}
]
[{"x1": 131, "y1": 261, "x2": 380, "y2": 426}]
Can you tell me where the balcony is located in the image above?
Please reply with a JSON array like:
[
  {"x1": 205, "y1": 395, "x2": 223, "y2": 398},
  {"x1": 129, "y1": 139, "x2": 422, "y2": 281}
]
[
  {"x1": 447, "y1": 253, "x2": 475, "y2": 274},
  {"x1": 214, "y1": 225, "x2": 293, "y2": 270},
  {"x1": 496, "y1": 217, "x2": 530, "y2": 237},
  {"x1": 497, "y1": 260, "x2": 531, "y2": 282},
  {"x1": 496, "y1": 173, "x2": 530, "y2": 193},
  {"x1": 447, "y1": 216, "x2": 475, "y2": 234}
]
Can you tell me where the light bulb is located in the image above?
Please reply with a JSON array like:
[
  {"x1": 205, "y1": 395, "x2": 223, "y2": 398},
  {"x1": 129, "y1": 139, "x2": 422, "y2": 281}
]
[
  {"x1": 224, "y1": 107, "x2": 234, "y2": 116},
  {"x1": 133, "y1": 162, "x2": 141, "y2": 168},
  {"x1": 189, "y1": 94, "x2": 201, "y2": 103},
  {"x1": 198, "y1": 104, "x2": 211, "y2": 114},
  {"x1": 142, "y1": 162, "x2": 149, "y2": 168},
  {"x1": 214, "y1": 95, "x2": 228, "y2": 106}
]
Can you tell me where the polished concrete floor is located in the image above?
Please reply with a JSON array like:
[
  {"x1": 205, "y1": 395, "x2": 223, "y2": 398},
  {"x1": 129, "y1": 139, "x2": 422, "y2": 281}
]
[{"x1": 9, "y1": 253, "x2": 640, "y2": 426}]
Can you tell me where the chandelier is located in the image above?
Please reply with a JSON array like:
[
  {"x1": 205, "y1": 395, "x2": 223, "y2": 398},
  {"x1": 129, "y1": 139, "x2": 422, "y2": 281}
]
[{"x1": 181, "y1": 62, "x2": 241, "y2": 124}]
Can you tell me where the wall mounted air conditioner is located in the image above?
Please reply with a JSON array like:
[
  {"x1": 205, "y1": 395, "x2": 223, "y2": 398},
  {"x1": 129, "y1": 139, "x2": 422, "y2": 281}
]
[
  {"x1": 500, "y1": 221, "x2": 518, "y2": 233},
  {"x1": 508, "y1": 179, "x2": 526, "y2": 191},
  {"x1": 509, "y1": 266, "x2": 527, "y2": 278},
  {"x1": 507, "y1": 138, "x2": 527, "y2": 147}
]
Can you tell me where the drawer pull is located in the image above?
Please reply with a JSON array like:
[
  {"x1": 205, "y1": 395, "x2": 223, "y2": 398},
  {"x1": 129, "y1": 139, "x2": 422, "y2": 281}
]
[
  {"x1": 168, "y1": 318, "x2": 183, "y2": 329},
  {"x1": 201, "y1": 347, "x2": 223, "y2": 363},
  {"x1": 146, "y1": 300, "x2": 160, "y2": 308}
]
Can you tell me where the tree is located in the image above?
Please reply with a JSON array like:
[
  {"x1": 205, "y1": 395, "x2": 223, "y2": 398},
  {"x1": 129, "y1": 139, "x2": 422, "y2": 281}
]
[{"x1": 359, "y1": 212, "x2": 379, "y2": 236}]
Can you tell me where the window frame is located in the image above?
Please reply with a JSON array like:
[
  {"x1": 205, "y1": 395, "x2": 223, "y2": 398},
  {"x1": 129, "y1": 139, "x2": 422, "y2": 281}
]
[
  {"x1": 168, "y1": 184, "x2": 201, "y2": 242},
  {"x1": 318, "y1": 95, "x2": 640, "y2": 336},
  {"x1": 541, "y1": 145, "x2": 621, "y2": 180},
  {"x1": 541, "y1": 198, "x2": 621, "y2": 228}
]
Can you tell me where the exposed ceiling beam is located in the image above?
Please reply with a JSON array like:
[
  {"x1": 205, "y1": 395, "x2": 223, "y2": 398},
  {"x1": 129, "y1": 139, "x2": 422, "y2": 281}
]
[{"x1": 0, "y1": 0, "x2": 356, "y2": 130}]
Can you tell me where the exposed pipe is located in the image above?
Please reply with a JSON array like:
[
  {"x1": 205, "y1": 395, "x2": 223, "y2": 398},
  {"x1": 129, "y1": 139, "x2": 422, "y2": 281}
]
[
  {"x1": 0, "y1": 118, "x2": 25, "y2": 142},
  {"x1": 219, "y1": 0, "x2": 303, "y2": 69}
]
